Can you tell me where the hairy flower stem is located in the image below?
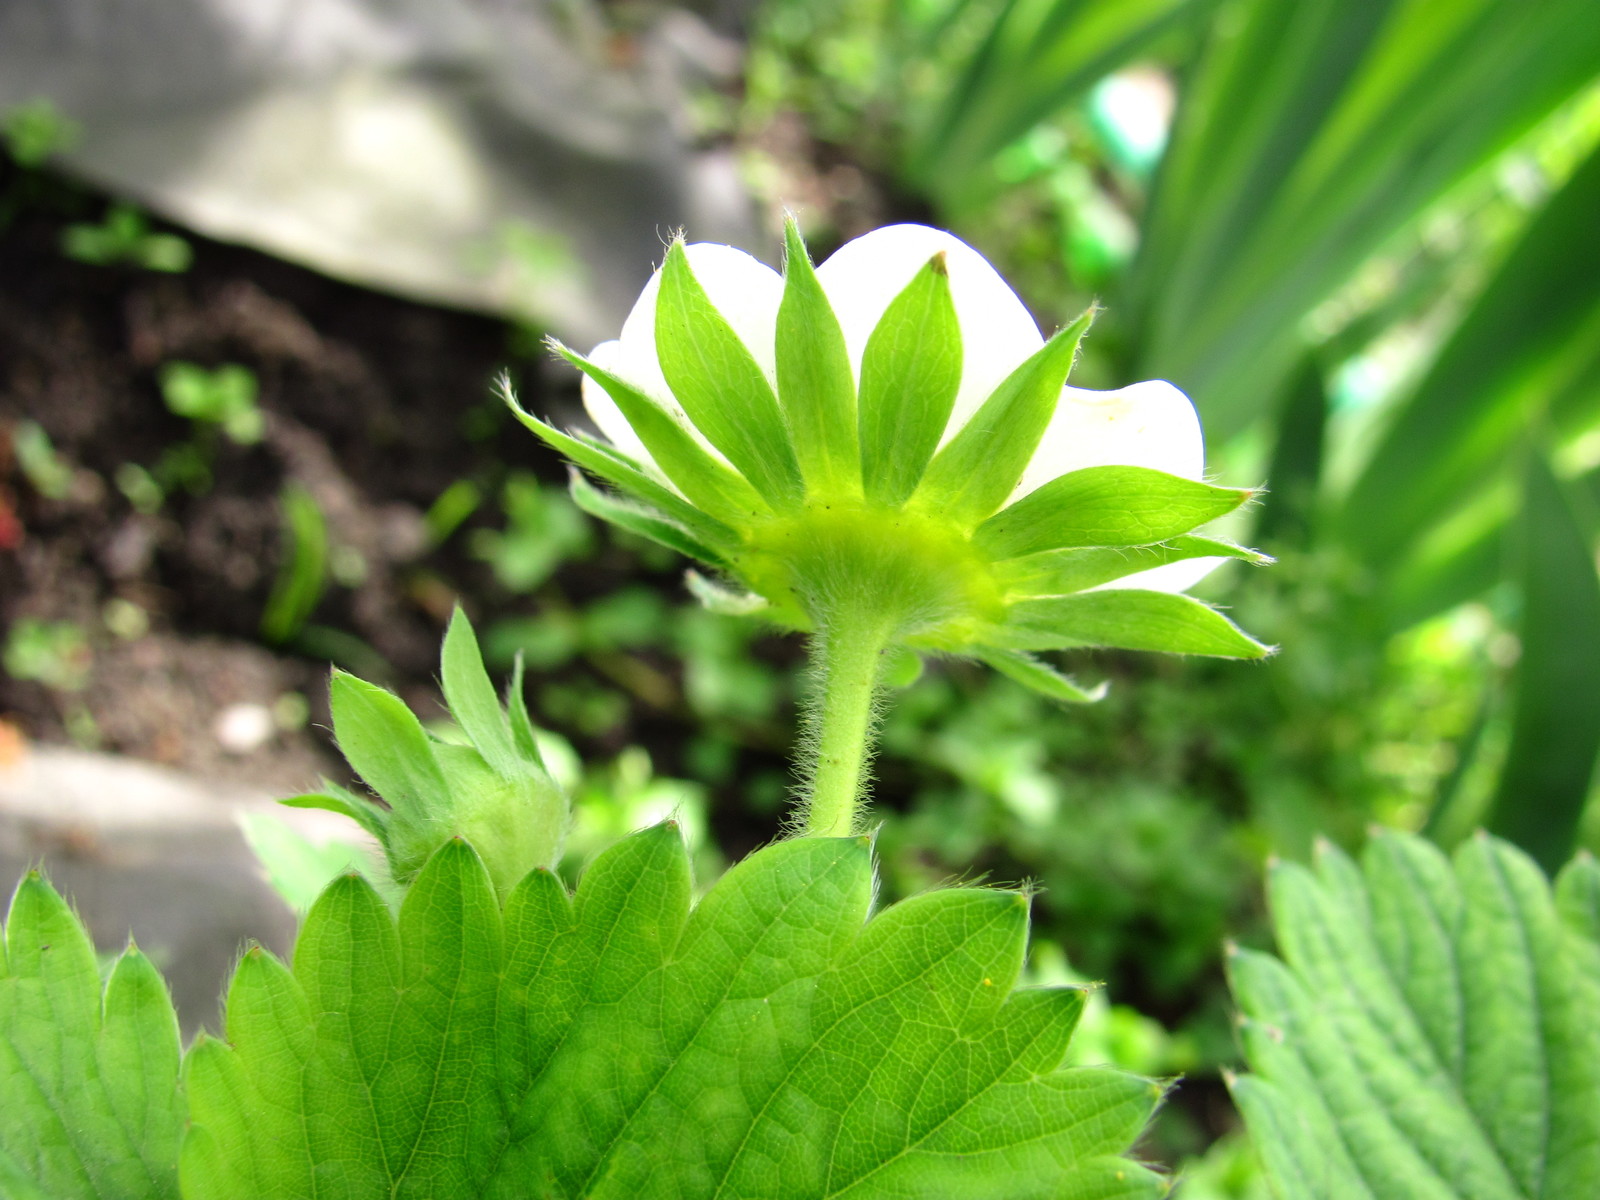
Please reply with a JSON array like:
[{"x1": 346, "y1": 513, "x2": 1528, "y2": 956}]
[{"x1": 803, "y1": 604, "x2": 894, "y2": 838}]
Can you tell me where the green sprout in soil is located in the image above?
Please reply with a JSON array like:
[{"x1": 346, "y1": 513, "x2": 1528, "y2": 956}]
[{"x1": 159, "y1": 362, "x2": 263, "y2": 444}]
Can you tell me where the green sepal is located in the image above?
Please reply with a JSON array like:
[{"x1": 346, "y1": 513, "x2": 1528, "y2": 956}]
[
  {"x1": 881, "y1": 644, "x2": 924, "y2": 688},
  {"x1": 975, "y1": 465, "x2": 1256, "y2": 559},
  {"x1": 567, "y1": 469, "x2": 732, "y2": 568},
  {"x1": 278, "y1": 782, "x2": 390, "y2": 843},
  {"x1": 533, "y1": 350, "x2": 766, "y2": 529},
  {"x1": 911, "y1": 309, "x2": 1093, "y2": 528},
  {"x1": 431, "y1": 743, "x2": 565, "y2": 897},
  {"x1": 858, "y1": 250, "x2": 962, "y2": 505},
  {"x1": 443, "y1": 605, "x2": 532, "y2": 782},
  {"x1": 1, "y1": 873, "x2": 184, "y2": 1200},
  {"x1": 656, "y1": 241, "x2": 805, "y2": 509},
  {"x1": 503, "y1": 396, "x2": 740, "y2": 552},
  {"x1": 329, "y1": 620, "x2": 567, "y2": 894},
  {"x1": 506, "y1": 652, "x2": 544, "y2": 766},
  {"x1": 975, "y1": 646, "x2": 1108, "y2": 703},
  {"x1": 1000, "y1": 589, "x2": 1274, "y2": 658},
  {"x1": 777, "y1": 217, "x2": 860, "y2": 496},
  {"x1": 685, "y1": 568, "x2": 769, "y2": 616},
  {"x1": 997, "y1": 536, "x2": 1273, "y2": 597},
  {"x1": 329, "y1": 668, "x2": 447, "y2": 836}
]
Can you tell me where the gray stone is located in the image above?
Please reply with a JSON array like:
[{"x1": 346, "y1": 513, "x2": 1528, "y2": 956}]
[
  {"x1": 0, "y1": 0, "x2": 762, "y2": 347},
  {"x1": 0, "y1": 745, "x2": 368, "y2": 1037}
]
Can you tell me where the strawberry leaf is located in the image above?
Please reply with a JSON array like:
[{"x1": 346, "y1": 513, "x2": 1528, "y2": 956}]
[
  {"x1": 183, "y1": 828, "x2": 1166, "y2": 1198},
  {"x1": 0, "y1": 873, "x2": 184, "y2": 1200},
  {"x1": 1229, "y1": 830, "x2": 1600, "y2": 1200}
]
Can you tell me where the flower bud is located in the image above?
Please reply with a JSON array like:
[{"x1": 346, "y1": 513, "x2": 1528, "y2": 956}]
[{"x1": 285, "y1": 609, "x2": 566, "y2": 900}]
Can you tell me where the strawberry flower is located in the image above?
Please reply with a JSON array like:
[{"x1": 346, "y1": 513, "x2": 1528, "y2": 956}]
[{"x1": 508, "y1": 221, "x2": 1270, "y2": 834}]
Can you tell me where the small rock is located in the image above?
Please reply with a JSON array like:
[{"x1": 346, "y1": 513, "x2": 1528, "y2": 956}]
[{"x1": 214, "y1": 702, "x2": 275, "y2": 755}]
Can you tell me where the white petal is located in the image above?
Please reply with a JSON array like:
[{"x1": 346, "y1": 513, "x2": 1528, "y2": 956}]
[
  {"x1": 1016, "y1": 379, "x2": 1203, "y2": 496},
  {"x1": 580, "y1": 339, "x2": 655, "y2": 466},
  {"x1": 1016, "y1": 379, "x2": 1215, "y2": 593},
  {"x1": 814, "y1": 224, "x2": 1043, "y2": 442},
  {"x1": 586, "y1": 243, "x2": 782, "y2": 468},
  {"x1": 1100, "y1": 557, "x2": 1224, "y2": 595},
  {"x1": 616, "y1": 242, "x2": 785, "y2": 407}
]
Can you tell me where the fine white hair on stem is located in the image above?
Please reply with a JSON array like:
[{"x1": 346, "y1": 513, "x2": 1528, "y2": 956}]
[{"x1": 785, "y1": 622, "x2": 892, "y2": 840}]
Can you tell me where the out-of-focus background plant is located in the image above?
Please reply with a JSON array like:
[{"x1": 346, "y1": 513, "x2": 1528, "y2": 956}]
[{"x1": 2, "y1": 0, "x2": 1598, "y2": 1187}]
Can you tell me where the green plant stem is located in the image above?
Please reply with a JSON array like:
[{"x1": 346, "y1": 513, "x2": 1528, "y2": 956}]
[{"x1": 804, "y1": 605, "x2": 892, "y2": 838}]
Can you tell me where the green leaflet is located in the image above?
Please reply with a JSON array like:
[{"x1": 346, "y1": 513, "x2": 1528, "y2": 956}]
[
  {"x1": 656, "y1": 241, "x2": 805, "y2": 509},
  {"x1": 182, "y1": 827, "x2": 1166, "y2": 1199},
  {"x1": 1000, "y1": 589, "x2": 1273, "y2": 659},
  {"x1": 777, "y1": 216, "x2": 860, "y2": 496},
  {"x1": 974, "y1": 466, "x2": 1254, "y2": 559},
  {"x1": 857, "y1": 251, "x2": 962, "y2": 506},
  {"x1": 1229, "y1": 830, "x2": 1600, "y2": 1200},
  {"x1": 506, "y1": 653, "x2": 542, "y2": 762},
  {"x1": 0, "y1": 873, "x2": 184, "y2": 1200}
]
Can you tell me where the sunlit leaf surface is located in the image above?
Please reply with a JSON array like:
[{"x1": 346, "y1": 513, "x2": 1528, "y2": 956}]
[
  {"x1": 1229, "y1": 830, "x2": 1600, "y2": 1199},
  {"x1": 0, "y1": 874, "x2": 184, "y2": 1200},
  {"x1": 182, "y1": 828, "x2": 1166, "y2": 1199}
]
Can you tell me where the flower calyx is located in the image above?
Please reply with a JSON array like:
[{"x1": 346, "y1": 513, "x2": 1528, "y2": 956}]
[
  {"x1": 509, "y1": 220, "x2": 1273, "y2": 703},
  {"x1": 283, "y1": 608, "x2": 566, "y2": 899}
]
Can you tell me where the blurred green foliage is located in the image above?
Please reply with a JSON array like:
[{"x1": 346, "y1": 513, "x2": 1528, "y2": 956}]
[
  {"x1": 11, "y1": 420, "x2": 75, "y2": 500},
  {"x1": 2, "y1": 618, "x2": 92, "y2": 692},
  {"x1": 159, "y1": 362, "x2": 263, "y2": 445},
  {"x1": 470, "y1": 472, "x2": 593, "y2": 591},
  {"x1": 61, "y1": 201, "x2": 192, "y2": 272},
  {"x1": 261, "y1": 484, "x2": 331, "y2": 646},
  {"x1": 745, "y1": 0, "x2": 1600, "y2": 870},
  {"x1": 1, "y1": 98, "x2": 79, "y2": 168}
]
